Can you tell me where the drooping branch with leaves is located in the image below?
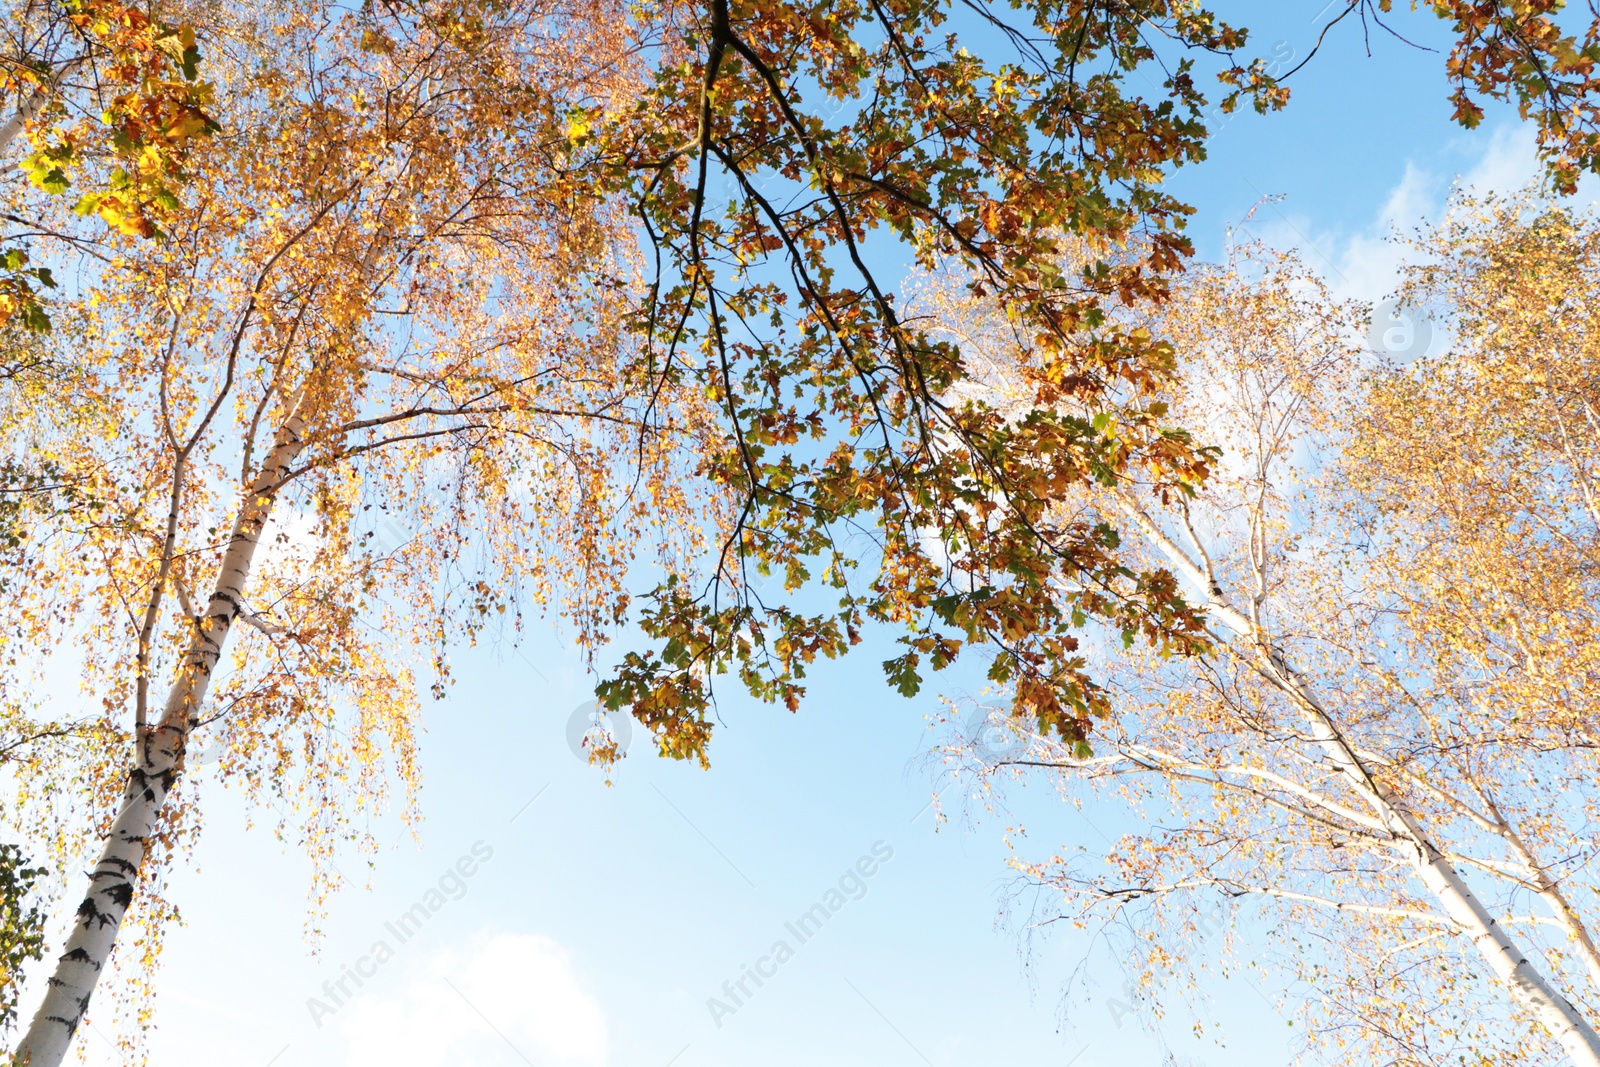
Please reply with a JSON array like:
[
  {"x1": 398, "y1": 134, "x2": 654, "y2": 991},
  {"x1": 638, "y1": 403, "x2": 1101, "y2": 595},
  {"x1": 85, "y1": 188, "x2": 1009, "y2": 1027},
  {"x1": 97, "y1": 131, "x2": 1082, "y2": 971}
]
[
  {"x1": 582, "y1": 0, "x2": 1302, "y2": 761},
  {"x1": 583, "y1": 0, "x2": 1600, "y2": 767}
]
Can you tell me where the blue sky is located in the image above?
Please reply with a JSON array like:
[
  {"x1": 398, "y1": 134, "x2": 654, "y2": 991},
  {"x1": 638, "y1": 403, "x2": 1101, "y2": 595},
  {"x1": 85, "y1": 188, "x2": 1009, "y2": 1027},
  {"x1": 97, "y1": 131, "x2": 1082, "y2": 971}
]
[{"x1": 22, "y1": 4, "x2": 1598, "y2": 1066}]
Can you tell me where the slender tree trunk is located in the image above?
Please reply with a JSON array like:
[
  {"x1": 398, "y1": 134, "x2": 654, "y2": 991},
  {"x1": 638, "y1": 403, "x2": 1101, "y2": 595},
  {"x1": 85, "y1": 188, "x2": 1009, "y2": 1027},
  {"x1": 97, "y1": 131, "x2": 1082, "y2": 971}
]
[
  {"x1": 1509, "y1": 837, "x2": 1600, "y2": 993},
  {"x1": 0, "y1": 56, "x2": 89, "y2": 160},
  {"x1": 12, "y1": 410, "x2": 308, "y2": 1067},
  {"x1": 1116, "y1": 494, "x2": 1600, "y2": 1066},
  {"x1": 1274, "y1": 666, "x2": 1600, "y2": 1067}
]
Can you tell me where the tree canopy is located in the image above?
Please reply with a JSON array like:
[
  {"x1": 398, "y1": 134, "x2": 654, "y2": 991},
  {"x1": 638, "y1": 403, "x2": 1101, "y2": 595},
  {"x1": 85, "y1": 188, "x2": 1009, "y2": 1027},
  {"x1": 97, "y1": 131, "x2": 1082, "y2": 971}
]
[
  {"x1": 934, "y1": 196, "x2": 1600, "y2": 1065},
  {"x1": 2, "y1": 0, "x2": 1600, "y2": 1063}
]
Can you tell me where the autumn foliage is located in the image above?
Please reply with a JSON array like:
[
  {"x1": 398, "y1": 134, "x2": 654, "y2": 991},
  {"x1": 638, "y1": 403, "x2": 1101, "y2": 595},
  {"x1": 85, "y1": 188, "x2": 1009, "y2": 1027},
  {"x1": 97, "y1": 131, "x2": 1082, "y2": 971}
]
[
  {"x1": 939, "y1": 197, "x2": 1600, "y2": 1064},
  {"x1": 0, "y1": 0, "x2": 1599, "y2": 1063}
]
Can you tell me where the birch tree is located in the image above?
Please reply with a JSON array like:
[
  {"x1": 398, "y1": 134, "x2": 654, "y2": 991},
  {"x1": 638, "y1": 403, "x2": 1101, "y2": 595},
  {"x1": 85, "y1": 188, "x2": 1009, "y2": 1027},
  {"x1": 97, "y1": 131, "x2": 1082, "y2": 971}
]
[
  {"x1": 927, "y1": 198, "x2": 1600, "y2": 1065},
  {"x1": 2, "y1": 1, "x2": 717, "y2": 1061},
  {"x1": 5, "y1": 2, "x2": 1290, "y2": 1059}
]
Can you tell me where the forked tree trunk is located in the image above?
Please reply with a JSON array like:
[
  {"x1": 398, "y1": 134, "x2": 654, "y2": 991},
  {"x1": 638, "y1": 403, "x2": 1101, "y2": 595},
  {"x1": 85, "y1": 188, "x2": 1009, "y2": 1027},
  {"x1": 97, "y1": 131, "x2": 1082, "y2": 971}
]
[
  {"x1": 12, "y1": 411, "x2": 308, "y2": 1067},
  {"x1": 1118, "y1": 496, "x2": 1600, "y2": 1066}
]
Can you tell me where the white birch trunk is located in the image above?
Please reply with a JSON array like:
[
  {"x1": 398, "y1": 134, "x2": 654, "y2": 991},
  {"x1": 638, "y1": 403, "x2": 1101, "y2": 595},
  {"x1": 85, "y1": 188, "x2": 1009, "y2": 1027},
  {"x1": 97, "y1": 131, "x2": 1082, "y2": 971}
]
[
  {"x1": 12, "y1": 411, "x2": 308, "y2": 1067},
  {"x1": 0, "y1": 56, "x2": 89, "y2": 162},
  {"x1": 1278, "y1": 667, "x2": 1600, "y2": 1067},
  {"x1": 1116, "y1": 495, "x2": 1600, "y2": 1066}
]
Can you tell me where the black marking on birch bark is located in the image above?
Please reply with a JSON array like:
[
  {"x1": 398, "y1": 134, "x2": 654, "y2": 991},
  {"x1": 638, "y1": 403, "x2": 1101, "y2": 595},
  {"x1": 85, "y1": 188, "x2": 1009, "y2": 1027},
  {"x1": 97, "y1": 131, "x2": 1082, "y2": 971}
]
[
  {"x1": 102, "y1": 856, "x2": 138, "y2": 877},
  {"x1": 61, "y1": 948, "x2": 93, "y2": 965},
  {"x1": 74, "y1": 898, "x2": 100, "y2": 922},
  {"x1": 128, "y1": 764, "x2": 174, "y2": 795},
  {"x1": 103, "y1": 881, "x2": 133, "y2": 909}
]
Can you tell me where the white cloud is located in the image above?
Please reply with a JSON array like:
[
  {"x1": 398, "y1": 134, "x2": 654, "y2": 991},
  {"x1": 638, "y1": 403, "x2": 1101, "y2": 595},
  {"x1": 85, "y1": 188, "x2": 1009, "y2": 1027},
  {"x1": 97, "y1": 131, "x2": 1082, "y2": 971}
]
[
  {"x1": 1459, "y1": 124, "x2": 1543, "y2": 199},
  {"x1": 1240, "y1": 122, "x2": 1600, "y2": 306},
  {"x1": 1334, "y1": 161, "x2": 1438, "y2": 302},
  {"x1": 257, "y1": 504, "x2": 322, "y2": 570},
  {"x1": 1379, "y1": 160, "x2": 1438, "y2": 228},
  {"x1": 337, "y1": 931, "x2": 609, "y2": 1067}
]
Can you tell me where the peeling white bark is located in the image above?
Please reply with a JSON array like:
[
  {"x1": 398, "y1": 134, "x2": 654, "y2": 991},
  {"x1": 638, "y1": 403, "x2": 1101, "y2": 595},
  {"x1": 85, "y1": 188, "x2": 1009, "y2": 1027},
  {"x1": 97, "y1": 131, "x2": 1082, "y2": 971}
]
[
  {"x1": 1115, "y1": 491, "x2": 1600, "y2": 1066},
  {"x1": 12, "y1": 411, "x2": 307, "y2": 1067}
]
